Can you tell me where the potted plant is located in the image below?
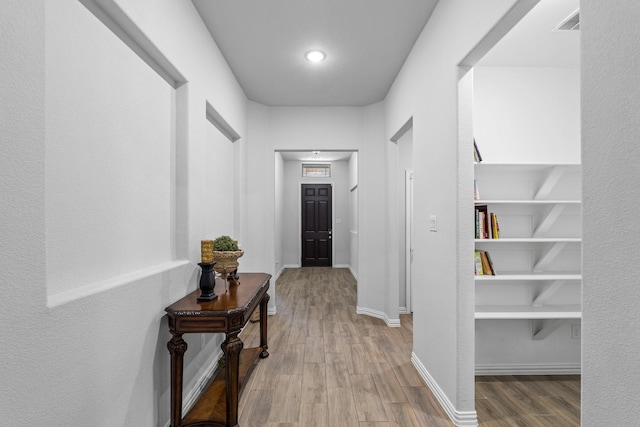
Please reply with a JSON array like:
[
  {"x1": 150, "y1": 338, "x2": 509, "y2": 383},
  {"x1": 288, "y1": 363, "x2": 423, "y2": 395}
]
[{"x1": 212, "y1": 235, "x2": 244, "y2": 286}]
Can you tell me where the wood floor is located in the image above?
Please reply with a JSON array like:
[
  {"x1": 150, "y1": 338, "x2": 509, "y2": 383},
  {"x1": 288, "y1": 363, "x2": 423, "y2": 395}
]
[{"x1": 238, "y1": 267, "x2": 580, "y2": 426}]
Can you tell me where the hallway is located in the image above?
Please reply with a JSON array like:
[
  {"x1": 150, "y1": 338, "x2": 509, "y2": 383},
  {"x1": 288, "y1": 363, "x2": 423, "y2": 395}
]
[{"x1": 238, "y1": 268, "x2": 580, "y2": 426}]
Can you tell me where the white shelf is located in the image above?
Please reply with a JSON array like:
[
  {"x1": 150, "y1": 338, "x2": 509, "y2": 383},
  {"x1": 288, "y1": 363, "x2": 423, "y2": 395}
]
[
  {"x1": 473, "y1": 163, "x2": 582, "y2": 335},
  {"x1": 474, "y1": 163, "x2": 581, "y2": 170},
  {"x1": 475, "y1": 273, "x2": 581, "y2": 281},
  {"x1": 475, "y1": 200, "x2": 580, "y2": 205},
  {"x1": 475, "y1": 238, "x2": 581, "y2": 243},
  {"x1": 475, "y1": 305, "x2": 582, "y2": 319}
]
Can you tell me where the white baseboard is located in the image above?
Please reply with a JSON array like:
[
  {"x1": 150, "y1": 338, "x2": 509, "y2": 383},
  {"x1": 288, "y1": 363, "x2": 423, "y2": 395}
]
[
  {"x1": 475, "y1": 363, "x2": 581, "y2": 376},
  {"x1": 282, "y1": 264, "x2": 300, "y2": 269},
  {"x1": 411, "y1": 352, "x2": 478, "y2": 427},
  {"x1": 273, "y1": 265, "x2": 285, "y2": 282},
  {"x1": 348, "y1": 265, "x2": 358, "y2": 280},
  {"x1": 356, "y1": 306, "x2": 401, "y2": 328},
  {"x1": 398, "y1": 306, "x2": 410, "y2": 314}
]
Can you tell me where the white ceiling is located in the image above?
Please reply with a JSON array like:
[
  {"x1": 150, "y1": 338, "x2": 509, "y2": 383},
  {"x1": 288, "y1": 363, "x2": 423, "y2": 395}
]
[
  {"x1": 192, "y1": 0, "x2": 580, "y2": 132},
  {"x1": 192, "y1": 0, "x2": 438, "y2": 107}
]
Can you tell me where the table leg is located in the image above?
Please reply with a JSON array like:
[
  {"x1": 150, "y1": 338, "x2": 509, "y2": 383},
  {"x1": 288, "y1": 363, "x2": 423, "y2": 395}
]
[
  {"x1": 167, "y1": 333, "x2": 187, "y2": 427},
  {"x1": 222, "y1": 332, "x2": 243, "y2": 427},
  {"x1": 259, "y1": 293, "x2": 270, "y2": 358}
]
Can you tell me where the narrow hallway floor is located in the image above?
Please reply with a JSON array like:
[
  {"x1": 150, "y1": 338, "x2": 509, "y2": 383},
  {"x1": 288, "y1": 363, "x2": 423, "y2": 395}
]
[{"x1": 238, "y1": 267, "x2": 580, "y2": 427}]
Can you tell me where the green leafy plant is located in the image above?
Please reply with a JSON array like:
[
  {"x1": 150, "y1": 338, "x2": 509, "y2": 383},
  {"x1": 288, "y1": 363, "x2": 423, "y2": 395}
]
[{"x1": 213, "y1": 235, "x2": 239, "y2": 251}]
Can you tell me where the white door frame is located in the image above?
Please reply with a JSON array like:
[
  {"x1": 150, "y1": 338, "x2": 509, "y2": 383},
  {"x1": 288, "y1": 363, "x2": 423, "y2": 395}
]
[{"x1": 405, "y1": 169, "x2": 414, "y2": 313}]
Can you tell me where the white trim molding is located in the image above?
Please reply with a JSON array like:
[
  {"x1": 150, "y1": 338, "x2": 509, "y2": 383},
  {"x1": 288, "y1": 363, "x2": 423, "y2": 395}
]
[
  {"x1": 475, "y1": 363, "x2": 581, "y2": 376},
  {"x1": 348, "y1": 265, "x2": 358, "y2": 281},
  {"x1": 356, "y1": 306, "x2": 401, "y2": 328},
  {"x1": 411, "y1": 352, "x2": 478, "y2": 426},
  {"x1": 48, "y1": 260, "x2": 190, "y2": 308},
  {"x1": 282, "y1": 264, "x2": 301, "y2": 269},
  {"x1": 333, "y1": 264, "x2": 350, "y2": 269}
]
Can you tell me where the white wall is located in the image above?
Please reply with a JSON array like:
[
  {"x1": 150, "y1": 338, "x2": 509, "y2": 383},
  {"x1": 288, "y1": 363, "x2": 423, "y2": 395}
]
[
  {"x1": 281, "y1": 160, "x2": 351, "y2": 267},
  {"x1": 45, "y1": 0, "x2": 174, "y2": 299},
  {"x1": 473, "y1": 66, "x2": 580, "y2": 163},
  {"x1": 581, "y1": 1, "x2": 640, "y2": 425},
  {"x1": 0, "y1": 0, "x2": 249, "y2": 425},
  {"x1": 360, "y1": 102, "x2": 393, "y2": 322},
  {"x1": 204, "y1": 120, "x2": 236, "y2": 239},
  {"x1": 384, "y1": 0, "x2": 529, "y2": 422}
]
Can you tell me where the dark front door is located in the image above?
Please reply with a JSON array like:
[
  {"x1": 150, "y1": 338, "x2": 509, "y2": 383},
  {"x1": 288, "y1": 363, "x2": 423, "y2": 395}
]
[{"x1": 301, "y1": 184, "x2": 332, "y2": 267}]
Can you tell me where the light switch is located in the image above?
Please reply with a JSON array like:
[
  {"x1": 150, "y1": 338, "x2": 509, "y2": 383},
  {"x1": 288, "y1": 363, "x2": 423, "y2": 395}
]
[{"x1": 429, "y1": 215, "x2": 437, "y2": 232}]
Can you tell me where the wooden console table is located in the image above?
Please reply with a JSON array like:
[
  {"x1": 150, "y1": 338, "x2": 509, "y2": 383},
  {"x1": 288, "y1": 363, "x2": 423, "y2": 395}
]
[{"x1": 165, "y1": 272, "x2": 270, "y2": 427}]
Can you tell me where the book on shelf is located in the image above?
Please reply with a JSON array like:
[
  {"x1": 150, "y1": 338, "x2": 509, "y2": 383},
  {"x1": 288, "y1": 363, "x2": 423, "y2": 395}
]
[
  {"x1": 474, "y1": 251, "x2": 483, "y2": 275},
  {"x1": 475, "y1": 205, "x2": 488, "y2": 239},
  {"x1": 473, "y1": 138, "x2": 482, "y2": 163},
  {"x1": 484, "y1": 251, "x2": 496, "y2": 275},
  {"x1": 474, "y1": 179, "x2": 480, "y2": 201},
  {"x1": 474, "y1": 250, "x2": 495, "y2": 276},
  {"x1": 475, "y1": 205, "x2": 500, "y2": 239},
  {"x1": 490, "y1": 213, "x2": 500, "y2": 239}
]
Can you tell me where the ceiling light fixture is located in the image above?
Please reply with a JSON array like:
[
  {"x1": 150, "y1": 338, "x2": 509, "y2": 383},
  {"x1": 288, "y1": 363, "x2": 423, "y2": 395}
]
[{"x1": 305, "y1": 50, "x2": 326, "y2": 63}]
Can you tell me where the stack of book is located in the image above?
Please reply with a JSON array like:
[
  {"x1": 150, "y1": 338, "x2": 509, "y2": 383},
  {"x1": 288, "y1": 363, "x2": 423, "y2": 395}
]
[
  {"x1": 475, "y1": 205, "x2": 500, "y2": 239},
  {"x1": 474, "y1": 250, "x2": 495, "y2": 275}
]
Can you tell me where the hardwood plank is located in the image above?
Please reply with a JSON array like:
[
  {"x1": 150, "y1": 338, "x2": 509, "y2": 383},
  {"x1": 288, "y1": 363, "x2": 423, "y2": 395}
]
[
  {"x1": 238, "y1": 389, "x2": 273, "y2": 426},
  {"x1": 385, "y1": 351, "x2": 424, "y2": 388},
  {"x1": 345, "y1": 342, "x2": 371, "y2": 374},
  {"x1": 351, "y1": 373, "x2": 388, "y2": 422},
  {"x1": 304, "y1": 335, "x2": 325, "y2": 363},
  {"x1": 327, "y1": 387, "x2": 360, "y2": 427},
  {"x1": 402, "y1": 386, "x2": 454, "y2": 427},
  {"x1": 382, "y1": 402, "x2": 423, "y2": 427},
  {"x1": 281, "y1": 343, "x2": 306, "y2": 376},
  {"x1": 268, "y1": 374, "x2": 303, "y2": 423},
  {"x1": 302, "y1": 362, "x2": 327, "y2": 404},
  {"x1": 370, "y1": 361, "x2": 408, "y2": 403},
  {"x1": 325, "y1": 353, "x2": 352, "y2": 389},
  {"x1": 299, "y1": 403, "x2": 329, "y2": 427}
]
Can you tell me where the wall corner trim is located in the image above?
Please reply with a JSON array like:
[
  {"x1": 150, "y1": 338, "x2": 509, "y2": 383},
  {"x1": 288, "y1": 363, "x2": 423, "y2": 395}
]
[
  {"x1": 205, "y1": 101, "x2": 241, "y2": 142},
  {"x1": 356, "y1": 306, "x2": 400, "y2": 328},
  {"x1": 411, "y1": 352, "x2": 479, "y2": 426},
  {"x1": 79, "y1": 0, "x2": 187, "y2": 88},
  {"x1": 47, "y1": 260, "x2": 190, "y2": 308}
]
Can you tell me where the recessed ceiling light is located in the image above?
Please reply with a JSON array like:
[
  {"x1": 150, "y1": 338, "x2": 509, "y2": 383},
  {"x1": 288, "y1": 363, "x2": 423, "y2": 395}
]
[{"x1": 305, "y1": 50, "x2": 326, "y2": 63}]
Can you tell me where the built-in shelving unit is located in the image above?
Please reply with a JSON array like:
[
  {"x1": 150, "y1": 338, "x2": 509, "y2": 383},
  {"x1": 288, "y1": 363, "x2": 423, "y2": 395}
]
[{"x1": 474, "y1": 164, "x2": 582, "y2": 334}]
